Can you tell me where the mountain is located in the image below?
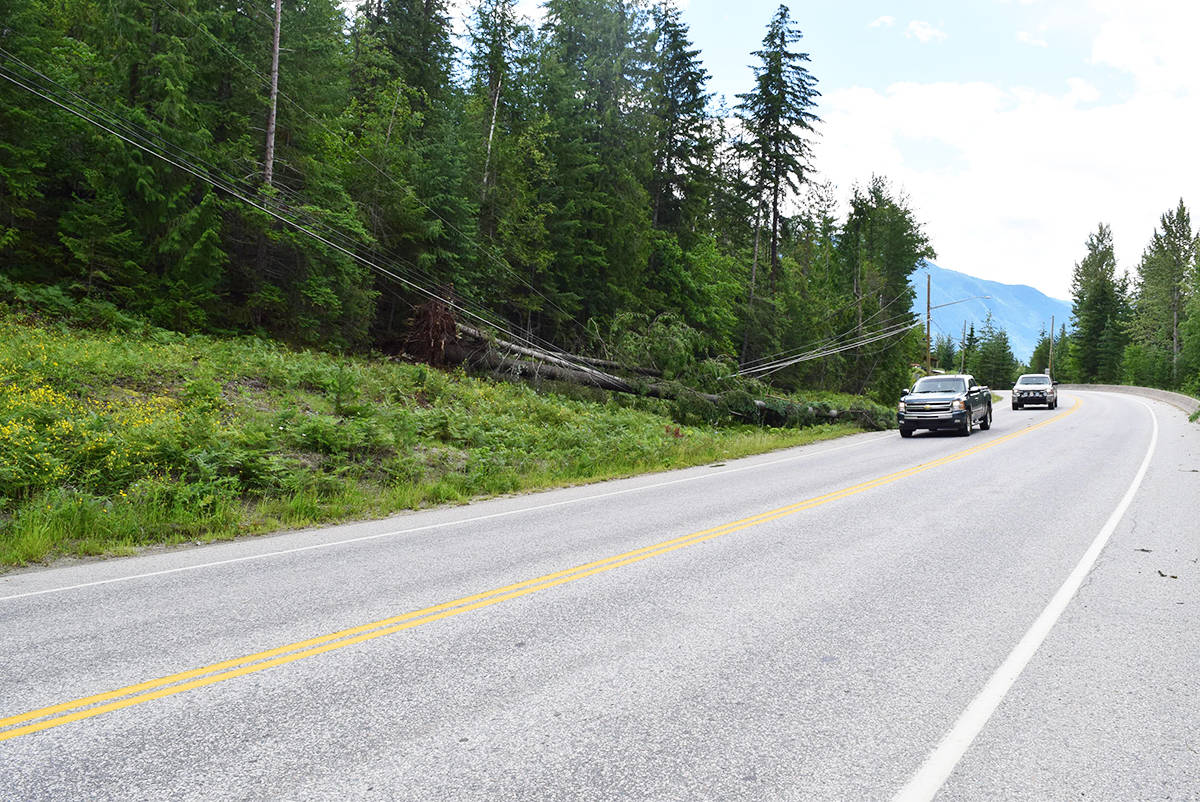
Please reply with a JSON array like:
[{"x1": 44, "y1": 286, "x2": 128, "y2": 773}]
[{"x1": 909, "y1": 261, "x2": 1072, "y2": 363}]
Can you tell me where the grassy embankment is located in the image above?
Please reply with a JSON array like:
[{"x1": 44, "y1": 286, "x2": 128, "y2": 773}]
[{"x1": 0, "y1": 311, "x2": 891, "y2": 567}]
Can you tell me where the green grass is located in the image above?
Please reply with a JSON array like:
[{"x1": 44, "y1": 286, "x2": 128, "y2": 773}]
[{"x1": 0, "y1": 310, "x2": 880, "y2": 566}]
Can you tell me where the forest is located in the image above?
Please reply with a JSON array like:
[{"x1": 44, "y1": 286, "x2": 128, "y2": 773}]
[
  {"x1": 1051, "y1": 206, "x2": 1200, "y2": 398},
  {"x1": 0, "y1": 0, "x2": 955, "y2": 404}
]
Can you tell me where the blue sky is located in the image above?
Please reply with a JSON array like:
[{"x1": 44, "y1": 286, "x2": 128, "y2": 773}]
[
  {"x1": 676, "y1": 0, "x2": 1199, "y2": 301},
  {"x1": 490, "y1": 0, "x2": 1200, "y2": 300},
  {"x1": 690, "y1": 2, "x2": 1116, "y2": 104}
]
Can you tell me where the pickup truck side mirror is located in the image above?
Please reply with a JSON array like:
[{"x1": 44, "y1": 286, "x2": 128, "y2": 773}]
[
  {"x1": 901, "y1": 388, "x2": 910, "y2": 396},
  {"x1": 1052, "y1": 380, "x2": 1059, "y2": 385}
]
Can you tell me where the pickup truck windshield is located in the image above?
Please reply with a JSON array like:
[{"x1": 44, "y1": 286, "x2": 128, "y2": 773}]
[
  {"x1": 912, "y1": 377, "x2": 966, "y2": 393},
  {"x1": 1019, "y1": 375, "x2": 1050, "y2": 385}
]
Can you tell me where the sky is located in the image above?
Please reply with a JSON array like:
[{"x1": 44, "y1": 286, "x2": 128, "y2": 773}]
[{"x1": 488, "y1": 0, "x2": 1200, "y2": 301}]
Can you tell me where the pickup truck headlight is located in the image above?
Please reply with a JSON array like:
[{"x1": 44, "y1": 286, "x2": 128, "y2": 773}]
[
  {"x1": 950, "y1": 399, "x2": 966, "y2": 411},
  {"x1": 897, "y1": 401, "x2": 906, "y2": 412}
]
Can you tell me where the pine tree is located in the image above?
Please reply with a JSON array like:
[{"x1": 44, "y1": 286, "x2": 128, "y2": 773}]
[
  {"x1": 376, "y1": 0, "x2": 455, "y2": 106},
  {"x1": 1028, "y1": 326, "x2": 1050, "y2": 374},
  {"x1": 1178, "y1": 292, "x2": 1200, "y2": 394},
  {"x1": 1068, "y1": 223, "x2": 1127, "y2": 383},
  {"x1": 734, "y1": 4, "x2": 819, "y2": 300},
  {"x1": 933, "y1": 333, "x2": 958, "y2": 372},
  {"x1": 1127, "y1": 200, "x2": 1196, "y2": 386},
  {"x1": 972, "y1": 313, "x2": 1017, "y2": 389},
  {"x1": 837, "y1": 176, "x2": 934, "y2": 398},
  {"x1": 539, "y1": 0, "x2": 652, "y2": 329},
  {"x1": 463, "y1": 0, "x2": 561, "y2": 336},
  {"x1": 646, "y1": 2, "x2": 712, "y2": 244},
  {"x1": 346, "y1": 0, "x2": 473, "y2": 345},
  {"x1": 0, "y1": 0, "x2": 78, "y2": 278},
  {"x1": 960, "y1": 323, "x2": 978, "y2": 373}
]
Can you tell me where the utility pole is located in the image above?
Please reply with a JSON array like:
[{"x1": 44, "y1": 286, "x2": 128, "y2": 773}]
[
  {"x1": 1048, "y1": 314, "x2": 1055, "y2": 376},
  {"x1": 925, "y1": 273, "x2": 932, "y2": 373},
  {"x1": 959, "y1": 320, "x2": 967, "y2": 372}
]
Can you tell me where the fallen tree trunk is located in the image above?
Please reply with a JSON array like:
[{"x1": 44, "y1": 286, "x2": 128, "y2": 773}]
[
  {"x1": 567, "y1": 353, "x2": 663, "y2": 378},
  {"x1": 444, "y1": 340, "x2": 714, "y2": 403},
  {"x1": 399, "y1": 307, "x2": 884, "y2": 431},
  {"x1": 443, "y1": 336, "x2": 885, "y2": 431},
  {"x1": 455, "y1": 324, "x2": 663, "y2": 379}
]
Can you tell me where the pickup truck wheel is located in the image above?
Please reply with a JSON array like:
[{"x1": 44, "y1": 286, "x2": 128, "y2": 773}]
[
  {"x1": 960, "y1": 415, "x2": 972, "y2": 436},
  {"x1": 979, "y1": 406, "x2": 992, "y2": 430},
  {"x1": 1051, "y1": 398, "x2": 1057, "y2": 409},
  {"x1": 1012, "y1": 401, "x2": 1021, "y2": 410},
  {"x1": 899, "y1": 427, "x2": 913, "y2": 438}
]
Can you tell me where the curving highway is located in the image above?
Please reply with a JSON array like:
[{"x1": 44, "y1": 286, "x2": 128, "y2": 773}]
[{"x1": 1, "y1": 389, "x2": 1197, "y2": 800}]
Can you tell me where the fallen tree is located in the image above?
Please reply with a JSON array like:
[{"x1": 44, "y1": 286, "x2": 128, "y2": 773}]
[{"x1": 403, "y1": 300, "x2": 889, "y2": 430}]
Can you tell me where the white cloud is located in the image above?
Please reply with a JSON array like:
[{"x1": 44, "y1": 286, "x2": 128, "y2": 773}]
[
  {"x1": 812, "y1": 72, "x2": 1200, "y2": 299},
  {"x1": 1088, "y1": 0, "x2": 1200, "y2": 95},
  {"x1": 1016, "y1": 31, "x2": 1048, "y2": 47},
  {"x1": 869, "y1": 15, "x2": 895, "y2": 28},
  {"x1": 1064, "y1": 77, "x2": 1100, "y2": 103},
  {"x1": 905, "y1": 20, "x2": 947, "y2": 44}
]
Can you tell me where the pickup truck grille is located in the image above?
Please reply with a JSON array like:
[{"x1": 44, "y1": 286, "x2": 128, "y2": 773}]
[{"x1": 905, "y1": 400, "x2": 952, "y2": 418}]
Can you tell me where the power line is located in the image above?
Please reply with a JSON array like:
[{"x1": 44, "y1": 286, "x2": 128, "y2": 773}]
[
  {"x1": 0, "y1": 47, "x2": 526, "y2": 350},
  {"x1": 735, "y1": 307, "x2": 917, "y2": 377},
  {"x1": 0, "y1": 51, "x2": 623, "y2": 385},
  {"x1": 154, "y1": 0, "x2": 590, "y2": 344},
  {"x1": 737, "y1": 288, "x2": 916, "y2": 371},
  {"x1": 738, "y1": 321, "x2": 920, "y2": 378}
]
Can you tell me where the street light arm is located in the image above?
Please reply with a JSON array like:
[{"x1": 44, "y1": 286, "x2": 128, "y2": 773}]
[
  {"x1": 925, "y1": 283, "x2": 992, "y2": 372},
  {"x1": 930, "y1": 294, "x2": 991, "y2": 311}
]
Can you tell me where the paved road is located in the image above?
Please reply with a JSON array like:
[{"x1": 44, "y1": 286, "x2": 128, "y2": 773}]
[{"x1": 1, "y1": 390, "x2": 1197, "y2": 800}]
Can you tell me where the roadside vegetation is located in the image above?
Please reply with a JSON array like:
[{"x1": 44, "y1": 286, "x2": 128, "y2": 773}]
[{"x1": 0, "y1": 305, "x2": 891, "y2": 567}]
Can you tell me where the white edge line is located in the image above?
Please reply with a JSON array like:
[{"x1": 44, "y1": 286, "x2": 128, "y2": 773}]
[
  {"x1": 893, "y1": 397, "x2": 1159, "y2": 801},
  {"x1": 0, "y1": 431, "x2": 892, "y2": 602}
]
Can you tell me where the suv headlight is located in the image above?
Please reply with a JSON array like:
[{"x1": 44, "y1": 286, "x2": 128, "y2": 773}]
[{"x1": 951, "y1": 399, "x2": 965, "y2": 411}]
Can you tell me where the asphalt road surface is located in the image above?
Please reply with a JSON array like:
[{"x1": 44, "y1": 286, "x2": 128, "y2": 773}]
[{"x1": 2, "y1": 389, "x2": 1197, "y2": 800}]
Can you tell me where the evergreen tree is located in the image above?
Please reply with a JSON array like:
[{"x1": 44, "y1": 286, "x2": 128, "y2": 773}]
[
  {"x1": 346, "y1": 0, "x2": 472, "y2": 345},
  {"x1": 971, "y1": 312, "x2": 1017, "y2": 389},
  {"x1": 1050, "y1": 324, "x2": 1073, "y2": 382},
  {"x1": 1028, "y1": 326, "x2": 1050, "y2": 374},
  {"x1": 244, "y1": 0, "x2": 377, "y2": 346},
  {"x1": 776, "y1": 183, "x2": 847, "y2": 388},
  {"x1": 837, "y1": 177, "x2": 934, "y2": 399},
  {"x1": 933, "y1": 333, "x2": 957, "y2": 372},
  {"x1": 959, "y1": 323, "x2": 978, "y2": 374},
  {"x1": 1127, "y1": 199, "x2": 1196, "y2": 386},
  {"x1": 646, "y1": 2, "x2": 712, "y2": 245},
  {"x1": 734, "y1": 4, "x2": 819, "y2": 303},
  {"x1": 1068, "y1": 223, "x2": 1127, "y2": 383},
  {"x1": 463, "y1": 0, "x2": 562, "y2": 335},
  {"x1": 707, "y1": 100, "x2": 755, "y2": 258},
  {"x1": 373, "y1": 0, "x2": 455, "y2": 106},
  {"x1": 0, "y1": 0, "x2": 86, "y2": 279},
  {"x1": 1178, "y1": 292, "x2": 1200, "y2": 395},
  {"x1": 539, "y1": 0, "x2": 653, "y2": 330}
]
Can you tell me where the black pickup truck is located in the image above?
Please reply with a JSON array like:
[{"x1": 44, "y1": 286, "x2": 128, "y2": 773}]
[{"x1": 896, "y1": 373, "x2": 992, "y2": 437}]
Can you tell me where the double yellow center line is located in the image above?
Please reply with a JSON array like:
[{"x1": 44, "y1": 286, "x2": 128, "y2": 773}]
[{"x1": 0, "y1": 399, "x2": 1079, "y2": 743}]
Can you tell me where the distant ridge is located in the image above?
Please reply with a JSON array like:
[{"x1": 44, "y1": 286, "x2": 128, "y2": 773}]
[{"x1": 909, "y1": 260, "x2": 1072, "y2": 362}]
